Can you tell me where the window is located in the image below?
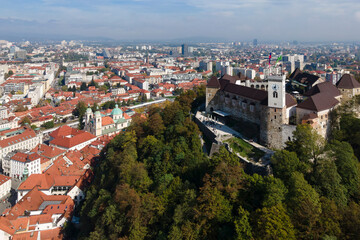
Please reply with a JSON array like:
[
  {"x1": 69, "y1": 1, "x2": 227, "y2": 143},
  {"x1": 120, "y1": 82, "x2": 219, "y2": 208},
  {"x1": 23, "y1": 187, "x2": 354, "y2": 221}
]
[
  {"x1": 250, "y1": 104, "x2": 254, "y2": 112},
  {"x1": 273, "y1": 91, "x2": 278, "y2": 98}
]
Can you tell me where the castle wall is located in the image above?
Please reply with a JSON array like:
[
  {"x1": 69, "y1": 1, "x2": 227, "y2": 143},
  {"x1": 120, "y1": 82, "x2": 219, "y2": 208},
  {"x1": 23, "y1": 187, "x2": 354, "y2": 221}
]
[{"x1": 339, "y1": 88, "x2": 360, "y2": 103}]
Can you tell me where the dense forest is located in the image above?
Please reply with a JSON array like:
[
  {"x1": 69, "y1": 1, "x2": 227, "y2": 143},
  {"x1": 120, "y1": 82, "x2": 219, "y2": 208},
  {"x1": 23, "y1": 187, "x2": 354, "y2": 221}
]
[{"x1": 69, "y1": 87, "x2": 360, "y2": 240}]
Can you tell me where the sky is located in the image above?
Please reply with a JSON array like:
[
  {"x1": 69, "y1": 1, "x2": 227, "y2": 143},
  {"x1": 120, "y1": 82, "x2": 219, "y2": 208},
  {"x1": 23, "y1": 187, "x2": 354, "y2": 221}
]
[{"x1": 0, "y1": 0, "x2": 360, "y2": 42}]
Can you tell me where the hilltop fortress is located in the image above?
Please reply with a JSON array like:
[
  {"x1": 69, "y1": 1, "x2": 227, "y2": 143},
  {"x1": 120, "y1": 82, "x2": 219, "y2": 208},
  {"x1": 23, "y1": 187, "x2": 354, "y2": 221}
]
[{"x1": 206, "y1": 72, "x2": 360, "y2": 149}]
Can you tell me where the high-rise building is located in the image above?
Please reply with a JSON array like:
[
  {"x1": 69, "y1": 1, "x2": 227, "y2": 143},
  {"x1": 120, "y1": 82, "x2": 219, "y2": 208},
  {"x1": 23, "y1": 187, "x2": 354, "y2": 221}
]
[
  {"x1": 253, "y1": 38, "x2": 258, "y2": 46},
  {"x1": 182, "y1": 44, "x2": 189, "y2": 56}
]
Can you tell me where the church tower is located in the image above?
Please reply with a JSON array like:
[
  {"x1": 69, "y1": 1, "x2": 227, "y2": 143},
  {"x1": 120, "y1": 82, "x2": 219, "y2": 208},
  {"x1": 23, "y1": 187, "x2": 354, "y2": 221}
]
[
  {"x1": 85, "y1": 104, "x2": 93, "y2": 124},
  {"x1": 260, "y1": 75, "x2": 287, "y2": 149},
  {"x1": 94, "y1": 108, "x2": 102, "y2": 136}
]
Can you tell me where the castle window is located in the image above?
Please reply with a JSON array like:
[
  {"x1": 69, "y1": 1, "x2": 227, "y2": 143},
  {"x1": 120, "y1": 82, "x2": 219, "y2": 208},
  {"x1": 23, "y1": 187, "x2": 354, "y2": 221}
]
[
  {"x1": 273, "y1": 91, "x2": 278, "y2": 98},
  {"x1": 250, "y1": 104, "x2": 254, "y2": 112},
  {"x1": 274, "y1": 115, "x2": 277, "y2": 120}
]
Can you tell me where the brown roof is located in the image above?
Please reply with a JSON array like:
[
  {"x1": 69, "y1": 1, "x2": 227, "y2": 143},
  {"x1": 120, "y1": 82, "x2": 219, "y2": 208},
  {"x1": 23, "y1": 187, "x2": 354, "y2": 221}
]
[
  {"x1": 289, "y1": 68, "x2": 320, "y2": 86},
  {"x1": 304, "y1": 81, "x2": 341, "y2": 98},
  {"x1": 336, "y1": 74, "x2": 360, "y2": 89},
  {"x1": 286, "y1": 94, "x2": 297, "y2": 107},
  {"x1": 297, "y1": 93, "x2": 339, "y2": 112},
  {"x1": 220, "y1": 74, "x2": 240, "y2": 83},
  {"x1": 207, "y1": 76, "x2": 220, "y2": 88},
  {"x1": 223, "y1": 83, "x2": 268, "y2": 103}
]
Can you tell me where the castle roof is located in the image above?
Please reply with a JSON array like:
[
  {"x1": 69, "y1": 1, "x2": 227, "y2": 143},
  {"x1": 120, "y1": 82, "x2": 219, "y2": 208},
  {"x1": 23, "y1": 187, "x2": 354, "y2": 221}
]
[
  {"x1": 289, "y1": 68, "x2": 320, "y2": 86},
  {"x1": 207, "y1": 76, "x2": 220, "y2": 88},
  {"x1": 336, "y1": 74, "x2": 360, "y2": 89},
  {"x1": 297, "y1": 93, "x2": 339, "y2": 112},
  {"x1": 304, "y1": 81, "x2": 341, "y2": 98}
]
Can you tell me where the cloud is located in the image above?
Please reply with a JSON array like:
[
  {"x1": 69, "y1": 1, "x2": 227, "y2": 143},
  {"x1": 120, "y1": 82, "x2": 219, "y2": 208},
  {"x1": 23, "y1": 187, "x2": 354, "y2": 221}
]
[
  {"x1": 0, "y1": 0, "x2": 359, "y2": 41},
  {"x1": 356, "y1": 11, "x2": 360, "y2": 22}
]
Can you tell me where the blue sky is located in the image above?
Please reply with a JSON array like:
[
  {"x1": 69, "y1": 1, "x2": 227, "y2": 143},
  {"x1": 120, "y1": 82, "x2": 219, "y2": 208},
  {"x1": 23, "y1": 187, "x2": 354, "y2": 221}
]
[{"x1": 0, "y1": 0, "x2": 360, "y2": 41}]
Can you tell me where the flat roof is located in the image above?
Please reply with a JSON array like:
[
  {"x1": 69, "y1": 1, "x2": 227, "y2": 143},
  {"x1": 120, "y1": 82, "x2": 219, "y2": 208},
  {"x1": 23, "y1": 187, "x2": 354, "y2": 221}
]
[{"x1": 213, "y1": 110, "x2": 231, "y2": 117}]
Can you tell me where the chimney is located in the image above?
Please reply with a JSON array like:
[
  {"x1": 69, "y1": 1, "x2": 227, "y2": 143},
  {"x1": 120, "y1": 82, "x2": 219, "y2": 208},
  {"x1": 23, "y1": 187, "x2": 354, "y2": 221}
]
[{"x1": 27, "y1": 197, "x2": 31, "y2": 202}]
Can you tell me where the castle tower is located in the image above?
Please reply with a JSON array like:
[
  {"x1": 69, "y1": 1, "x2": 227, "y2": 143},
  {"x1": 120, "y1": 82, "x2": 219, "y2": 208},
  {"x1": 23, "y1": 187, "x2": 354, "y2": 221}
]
[
  {"x1": 206, "y1": 76, "x2": 221, "y2": 112},
  {"x1": 267, "y1": 75, "x2": 286, "y2": 108},
  {"x1": 260, "y1": 75, "x2": 287, "y2": 149},
  {"x1": 94, "y1": 108, "x2": 102, "y2": 136}
]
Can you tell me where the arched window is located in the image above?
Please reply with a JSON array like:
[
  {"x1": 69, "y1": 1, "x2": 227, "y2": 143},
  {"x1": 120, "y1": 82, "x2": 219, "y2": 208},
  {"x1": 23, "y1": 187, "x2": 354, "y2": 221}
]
[{"x1": 273, "y1": 91, "x2": 278, "y2": 98}]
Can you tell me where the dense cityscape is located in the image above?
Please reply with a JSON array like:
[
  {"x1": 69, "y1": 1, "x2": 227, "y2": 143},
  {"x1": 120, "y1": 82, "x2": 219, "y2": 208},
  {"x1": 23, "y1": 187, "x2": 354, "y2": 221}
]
[{"x1": 0, "y1": 28, "x2": 359, "y2": 239}]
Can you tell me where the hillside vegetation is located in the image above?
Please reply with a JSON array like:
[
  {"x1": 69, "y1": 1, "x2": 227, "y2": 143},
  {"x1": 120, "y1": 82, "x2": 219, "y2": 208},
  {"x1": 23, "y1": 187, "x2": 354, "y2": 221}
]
[{"x1": 71, "y1": 87, "x2": 360, "y2": 240}]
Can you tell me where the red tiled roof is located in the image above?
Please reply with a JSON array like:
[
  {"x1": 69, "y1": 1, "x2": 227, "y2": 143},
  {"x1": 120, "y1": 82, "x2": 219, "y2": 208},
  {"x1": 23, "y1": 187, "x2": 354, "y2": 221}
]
[
  {"x1": 49, "y1": 126, "x2": 96, "y2": 149},
  {"x1": 11, "y1": 152, "x2": 40, "y2": 163},
  {"x1": 101, "y1": 116, "x2": 114, "y2": 126},
  {"x1": 18, "y1": 173, "x2": 54, "y2": 191},
  {"x1": 0, "y1": 128, "x2": 37, "y2": 148},
  {"x1": 0, "y1": 174, "x2": 10, "y2": 186}
]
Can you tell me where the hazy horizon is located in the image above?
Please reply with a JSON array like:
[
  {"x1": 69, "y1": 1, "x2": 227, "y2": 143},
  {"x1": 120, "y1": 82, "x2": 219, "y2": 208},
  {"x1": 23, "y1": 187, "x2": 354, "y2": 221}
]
[{"x1": 1, "y1": 0, "x2": 360, "y2": 42}]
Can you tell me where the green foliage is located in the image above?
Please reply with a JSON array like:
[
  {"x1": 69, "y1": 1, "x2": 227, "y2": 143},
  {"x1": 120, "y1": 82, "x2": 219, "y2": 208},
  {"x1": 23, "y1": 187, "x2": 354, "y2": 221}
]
[
  {"x1": 41, "y1": 120, "x2": 55, "y2": 129},
  {"x1": 252, "y1": 204, "x2": 296, "y2": 240},
  {"x1": 327, "y1": 141, "x2": 360, "y2": 200},
  {"x1": 73, "y1": 101, "x2": 87, "y2": 129},
  {"x1": 80, "y1": 82, "x2": 87, "y2": 91},
  {"x1": 76, "y1": 88, "x2": 360, "y2": 240},
  {"x1": 286, "y1": 123, "x2": 325, "y2": 163},
  {"x1": 234, "y1": 206, "x2": 252, "y2": 240},
  {"x1": 21, "y1": 116, "x2": 31, "y2": 126},
  {"x1": 286, "y1": 172, "x2": 321, "y2": 239},
  {"x1": 271, "y1": 150, "x2": 307, "y2": 182}
]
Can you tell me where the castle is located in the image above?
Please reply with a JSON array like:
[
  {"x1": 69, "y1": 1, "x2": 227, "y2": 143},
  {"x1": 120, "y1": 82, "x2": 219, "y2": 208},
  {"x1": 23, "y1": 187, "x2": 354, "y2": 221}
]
[
  {"x1": 206, "y1": 73, "x2": 360, "y2": 149},
  {"x1": 84, "y1": 104, "x2": 131, "y2": 137}
]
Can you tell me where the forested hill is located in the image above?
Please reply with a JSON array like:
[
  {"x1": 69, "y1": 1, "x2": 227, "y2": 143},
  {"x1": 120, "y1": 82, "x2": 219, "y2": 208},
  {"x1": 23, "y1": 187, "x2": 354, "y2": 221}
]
[{"x1": 70, "y1": 87, "x2": 360, "y2": 240}]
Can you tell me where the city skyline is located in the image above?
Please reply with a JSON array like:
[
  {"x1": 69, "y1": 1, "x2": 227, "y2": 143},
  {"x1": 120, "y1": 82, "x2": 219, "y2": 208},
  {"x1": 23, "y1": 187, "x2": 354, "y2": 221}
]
[{"x1": 1, "y1": 0, "x2": 360, "y2": 42}]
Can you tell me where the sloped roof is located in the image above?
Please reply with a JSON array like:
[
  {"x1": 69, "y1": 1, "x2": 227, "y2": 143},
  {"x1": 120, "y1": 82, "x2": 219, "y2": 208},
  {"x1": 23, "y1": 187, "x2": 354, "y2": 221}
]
[
  {"x1": 223, "y1": 83, "x2": 268, "y2": 103},
  {"x1": 286, "y1": 94, "x2": 297, "y2": 107},
  {"x1": 50, "y1": 126, "x2": 96, "y2": 149},
  {"x1": 18, "y1": 174, "x2": 54, "y2": 191},
  {"x1": 101, "y1": 116, "x2": 114, "y2": 126},
  {"x1": 304, "y1": 81, "x2": 341, "y2": 98},
  {"x1": 207, "y1": 76, "x2": 220, "y2": 88},
  {"x1": 297, "y1": 93, "x2": 339, "y2": 112},
  {"x1": 289, "y1": 68, "x2": 320, "y2": 86},
  {"x1": 336, "y1": 74, "x2": 360, "y2": 89}
]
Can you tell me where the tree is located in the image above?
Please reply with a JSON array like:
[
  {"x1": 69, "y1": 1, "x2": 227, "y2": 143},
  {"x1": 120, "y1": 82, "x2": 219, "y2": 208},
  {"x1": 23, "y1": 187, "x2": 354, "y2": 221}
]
[
  {"x1": 341, "y1": 201, "x2": 360, "y2": 240},
  {"x1": 61, "y1": 85, "x2": 68, "y2": 91},
  {"x1": 41, "y1": 120, "x2": 55, "y2": 129},
  {"x1": 286, "y1": 172, "x2": 321, "y2": 239},
  {"x1": 315, "y1": 197, "x2": 341, "y2": 239},
  {"x1": 311, "y1": 156, "x2": 348, "y2": 206},
  {"x1": 80, "y1": 82, "x2": 87, "y2": 91},
  {"x1": 146, "y1": 113, "x2": 165, "y2": 137},
  {"x1": 327, "y1": 141, "x2": 360, "y2": 200},
  {"x1": 15, "y1": 105, "x2": 28, "y2": 112},
  {"x1": 234, "y1": 206, "x2": 252, "y2": 240},
  {"x1": 21, "y1": 116, "x2": 31, "y2": 126},
  {"x1": 88, "y1": 79, "x2": 99, "y2": 88},
  {"x1": 286, "y1": 124, "x2": 324, "y2": 164},
  {"x1": 271, "y1": 150, "x2": 307, "y2": 182},
  {"x1": 252, "y1": 204, "x2": 296, "y2": 240},
  {"x1": 73, "y1": 101, "x2": 87, "y2": 129}
]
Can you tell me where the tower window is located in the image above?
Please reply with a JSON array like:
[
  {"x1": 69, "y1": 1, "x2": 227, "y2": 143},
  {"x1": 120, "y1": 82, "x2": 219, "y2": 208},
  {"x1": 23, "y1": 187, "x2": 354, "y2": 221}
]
[{"x1": 273, "y1": 91, "x2": 278, "y2": 98}]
